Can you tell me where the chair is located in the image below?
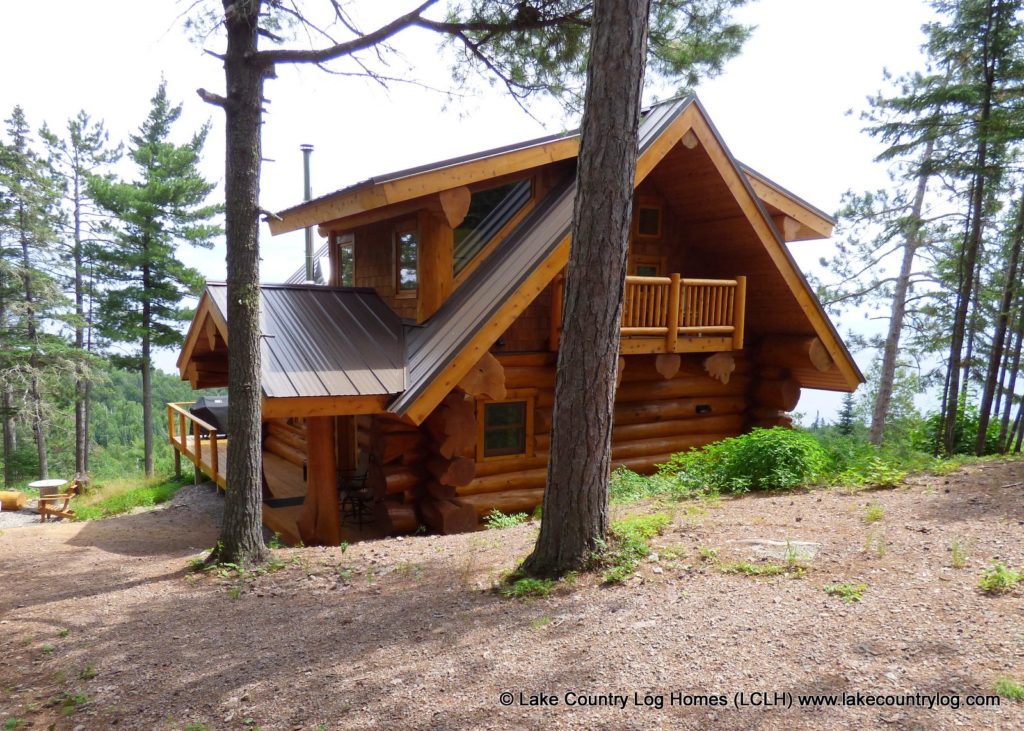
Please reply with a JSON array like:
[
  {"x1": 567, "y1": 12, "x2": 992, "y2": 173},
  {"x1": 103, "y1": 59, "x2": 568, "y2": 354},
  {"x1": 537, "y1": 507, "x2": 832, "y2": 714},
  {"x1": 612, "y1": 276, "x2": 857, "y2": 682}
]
[
  {"x1": 37, "y1": 480, "x2": 81, "y2": 522},
  {"x1": 338, "y1": 453, "x2": 372, "y2": 526}
]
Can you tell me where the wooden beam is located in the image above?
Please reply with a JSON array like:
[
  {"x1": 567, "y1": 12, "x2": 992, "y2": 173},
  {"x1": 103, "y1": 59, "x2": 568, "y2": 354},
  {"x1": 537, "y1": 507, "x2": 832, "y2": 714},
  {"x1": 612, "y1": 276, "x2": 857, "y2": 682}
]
[
  {"x1": 297, "y1": 416, "x2": 341, "y2": 546},
  {"x1": 438, "y1": 186, "x2": 472, "y2": 228},
  {"x1": 261, "y1": 394, "x2": 390, "y2": 420},
  {"x1": 772, "y1": 214, "x2": 804, "y2": 242},
  {"x1": 745, "y1": 172, "x2": 835, "y2": 240},
  {"x1": 681, "y1": 129, "x2": 699, "y2": 149},
  {"x1": 417, "y1": 208, "x2": 453, "y2": 322},
  {"x1": 271, "y1": 136, "x2": 581, "y2": 236}
]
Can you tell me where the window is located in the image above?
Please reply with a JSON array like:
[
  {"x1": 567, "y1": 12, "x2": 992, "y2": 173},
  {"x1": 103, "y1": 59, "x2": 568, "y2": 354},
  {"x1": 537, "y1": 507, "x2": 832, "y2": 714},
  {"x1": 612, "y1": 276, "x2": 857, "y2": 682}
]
[
  {"x1": 631, "y1": 255, "x2": 665, "y2": 277},
  {"x1": 332, "y1": 232, "x2": 354, "y2": 286},
  {"x1": 637, "y1": 204, "x2": 662, "y2": 238},
  {"x1": 454, "y1": 179, "x2": 532, "y2": 274},
  {"x1": 394, "y1": 223, "x2": 418, "y2": 296},
  {"x1": 477, "y1": 390, "x2": 535, "y2": 460}
]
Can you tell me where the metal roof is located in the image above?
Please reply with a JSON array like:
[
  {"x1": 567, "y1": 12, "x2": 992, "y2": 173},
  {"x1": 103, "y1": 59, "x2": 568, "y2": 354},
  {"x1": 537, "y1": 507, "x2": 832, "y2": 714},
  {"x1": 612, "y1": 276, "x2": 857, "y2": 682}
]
[
  {"x1": 388, "y1": 97, "x2": 693, "y2": 416},
  {"x1": 205, "y1": 283, "x2": 405, "y2": 398}
]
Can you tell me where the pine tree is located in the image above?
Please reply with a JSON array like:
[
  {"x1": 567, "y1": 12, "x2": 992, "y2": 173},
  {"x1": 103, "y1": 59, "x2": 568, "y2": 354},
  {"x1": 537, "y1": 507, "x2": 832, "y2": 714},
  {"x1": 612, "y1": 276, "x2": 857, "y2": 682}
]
[
  {"x1": 837, "y1": 392, "x2": 857, "y2": 436},
  {"x1": 41, "y1": 112, "x2": 121, "y2": 477},
  {"x1": 0, "y1": 106, "x2": 67, "y2": 482},
  {"x1": 90, "y1": 82, "x2": 221, "y2": 477}
]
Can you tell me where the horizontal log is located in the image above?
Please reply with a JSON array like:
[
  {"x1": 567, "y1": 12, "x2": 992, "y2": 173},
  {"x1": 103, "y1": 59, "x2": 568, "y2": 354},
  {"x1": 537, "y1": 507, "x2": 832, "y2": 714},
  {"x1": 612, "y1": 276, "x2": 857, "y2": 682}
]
[
  {"x1": 752, "y1": 378, "x2": 801, "y2": 411},
  {"x1": 267, "y1": 420, "x2": 305, "y2": 441},
  {"x1": 494, "y1": 352, "x2": 556, "y2": 368},
  {"x1": 373, "y1": 431, "x2": 426, "y2": 464},
  {"x1": 612, "y1": 414, "x2": 745, "y2": 442},
  {"x1": 611, "y1": 433, "x2": 730, "y2": 461},
  {"x1": 264, "y1": 436, "x2": 306, "y2": 467},
  {"x1": 420, "y1": 497, "x2": 478, "y2": 535},
  {"x1": 612, "y1": 395, "x2": 749, "y2": 426},
  {"x1": 424, "y1": 480, "x2": 458, "y2": 500},
  {"x1": 758, "y1": 335, "x2": 833, "y2": 372},
  {"x1": 375, "y1": 500, "x2": 419, "y2": 535},
  {"x1": 612, "y1": 375, "x2": 751, "y2": 404},
  {"x1": 458, "y1": 488, "x2": 545, "y2": 518},
  {"x1": 400, "y1": 446, "x2": 430, "y2": 466},
  {"x1": 427, "y1": 454, "x2": 476, "y2": 487},
  {"x1": 619, "y1": 354, "x2": 751, "y2": 383}
]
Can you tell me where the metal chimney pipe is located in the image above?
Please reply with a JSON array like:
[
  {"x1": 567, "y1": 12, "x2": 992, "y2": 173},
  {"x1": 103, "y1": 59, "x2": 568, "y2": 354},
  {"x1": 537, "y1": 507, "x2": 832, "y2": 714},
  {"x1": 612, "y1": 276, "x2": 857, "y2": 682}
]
[{"x1": 301, "y1": 144, "x2": 314, "y2": 282}]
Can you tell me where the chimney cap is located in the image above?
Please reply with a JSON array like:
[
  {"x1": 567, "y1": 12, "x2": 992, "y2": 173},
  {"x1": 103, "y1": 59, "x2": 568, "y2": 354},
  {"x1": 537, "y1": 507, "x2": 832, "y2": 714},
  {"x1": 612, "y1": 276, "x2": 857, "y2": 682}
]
[{"x1": 300, "y1": 143, "x2": 314, "y2": 152}]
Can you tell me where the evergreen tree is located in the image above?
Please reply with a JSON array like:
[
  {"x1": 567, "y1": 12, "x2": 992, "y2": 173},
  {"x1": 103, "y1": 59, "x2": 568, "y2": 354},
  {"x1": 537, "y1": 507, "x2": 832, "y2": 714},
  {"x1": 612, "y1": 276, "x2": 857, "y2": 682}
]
[
  {"x1": 0, "y1": 106, "x2": 67, "y2": 482},
  {"x1": 41, "y1": 112, "x2": 121, "y2": 477},
  {"x1": 90, "y1": 82, "x2": 221, "y2": 477},
  {"x1": 837, "y1": 392, "x2": 857, "y2": 436}
]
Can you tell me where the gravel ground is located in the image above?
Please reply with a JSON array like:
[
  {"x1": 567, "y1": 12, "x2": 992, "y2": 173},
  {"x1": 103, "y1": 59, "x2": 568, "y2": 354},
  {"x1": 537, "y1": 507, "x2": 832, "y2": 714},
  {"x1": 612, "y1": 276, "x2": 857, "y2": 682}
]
[
  {"x1": 0, "y1": 508, "x2": 41, "y2": 529},
  {"x1": 1, "y1": 462, "x2": 1022, "y2": 730}
]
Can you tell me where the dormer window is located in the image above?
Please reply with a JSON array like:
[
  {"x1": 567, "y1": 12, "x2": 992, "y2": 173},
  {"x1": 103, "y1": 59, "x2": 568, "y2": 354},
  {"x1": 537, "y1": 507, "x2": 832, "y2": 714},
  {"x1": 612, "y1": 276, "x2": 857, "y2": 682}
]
[{"x1": 394, "y1": 222, "x2": 418, "y2": 297}]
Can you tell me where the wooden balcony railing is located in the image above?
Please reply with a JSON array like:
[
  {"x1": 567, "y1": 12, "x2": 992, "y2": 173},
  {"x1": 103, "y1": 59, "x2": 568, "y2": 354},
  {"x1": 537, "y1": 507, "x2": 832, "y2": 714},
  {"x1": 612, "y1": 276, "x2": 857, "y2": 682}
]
[
  {"x1": 167, "y1": 401, "x2": 225, "y2": 487},
  {"x1": 621, "y1": 274, "x2": 746, "y2": 352}
]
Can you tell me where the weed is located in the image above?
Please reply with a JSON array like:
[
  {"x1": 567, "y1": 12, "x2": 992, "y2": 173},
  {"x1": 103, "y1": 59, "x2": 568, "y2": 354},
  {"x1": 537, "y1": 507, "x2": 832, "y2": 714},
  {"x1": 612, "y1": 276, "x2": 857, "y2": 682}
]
[
  {"x1": 719, "y1": 561, "x2": 786, "y2": 577},
  {"x1": 600, "y1": 512, "x2": 672, "y2": 584},
  {"x1": 336, "y1": 565, "x2": 353, "y2": 583},
  {"x1": 41, "y1": 644, "x2": 55, "y2": 656},
  {"x1": 47, "y1": 691, "x2": 88, "y2": 716},
  {"x1": 393, "y1": 561, "x2": 422, "y2": 578},
  {"x1": 823, "y1": 583, "x2": 867, "y2": 603},
  {"x1": 366, "y1": 567, "x2": 377, "y2": 585},
  {"x1": 184, "y1": 723, "x2": 209, "y2": 731},
  {"x1": 267, "y1": 533, "x2": 283, "y2": 549},
  {"x1": 4, "y1": 719, "x2": 24, "y2": 730},
  {"x1": 339, "y1": 541, "x2": 349, "y2": 554},
  {"x1": 266, "y1": 554, "x2": 286, "y2": 573},
  {"x1": 78, "y1": 664, "x2": 98, "y2": 680},
  {"x1": 530, "y1": 615, "x2": 554, "y2": 629},
  {"x1": 978, "y1": 562, "x2": 1022, "y2": 594},
  {"x1": 501, "y1": 575, "x2": 555, "y2": 599},
  {"x1": 483, "y1": 510, "x2": 529, "y2": 529},
  {"x1": 531, "y1": 504, "x2": 543, "y2": 520},
  {"x1": 950, "y1": 538, "x2": 969, "y2": 569},
  {"x1": 993, "y1": 676, "x2": 1024, "y2": 701},
  {"x1": 863, "y1": 529, "x2": 887, "y2": 558},
  {"x1": 57, "y1": 628, "x2": 70, "y2": 638},
  {"x1": 227, "y1": 584, "x2": 243, "y2": 600},
  {"x1": 863, "y1": 504, "x2": 884, "y2": 524},
  {"x1": 697, "y1": 545, "x2": 719, "y2": 562}
]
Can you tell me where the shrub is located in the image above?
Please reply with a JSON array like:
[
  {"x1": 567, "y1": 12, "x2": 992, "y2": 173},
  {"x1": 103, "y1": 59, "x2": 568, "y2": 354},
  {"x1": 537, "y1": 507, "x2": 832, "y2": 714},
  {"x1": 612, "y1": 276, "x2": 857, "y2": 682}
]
[
  {"x1": 483, "y1": 510, "x2": 529, "y2": 530},
  {"x1": 600, "y1": 513, "x2": 671, "y2": 584},
  {"x1": 609, "y1": 467, "x2": 686, "y2": 502},
  {"x1": 823, "y1": 583, "x2": 867, "y2": 603},
  {"x1": 978, "y1": 562, "x2": 1021, "y2": 594},
  {"x1": 914, "y1": 402, "x2": 1000, "y2": 456},
  {"x1": 659, "y1": 428, "x2": 828, "y2": 493}
]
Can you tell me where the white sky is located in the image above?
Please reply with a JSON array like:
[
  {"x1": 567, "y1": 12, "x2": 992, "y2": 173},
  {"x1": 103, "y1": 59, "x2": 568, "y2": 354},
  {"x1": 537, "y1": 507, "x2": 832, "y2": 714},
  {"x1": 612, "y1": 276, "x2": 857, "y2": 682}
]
[{"x1": 0, "y1": 0, "x2": 933, "y2": 420}]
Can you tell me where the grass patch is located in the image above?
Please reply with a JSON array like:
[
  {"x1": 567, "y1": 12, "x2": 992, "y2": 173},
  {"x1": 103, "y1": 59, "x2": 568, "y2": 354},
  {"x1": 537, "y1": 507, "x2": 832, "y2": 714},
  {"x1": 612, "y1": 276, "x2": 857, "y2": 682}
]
[
  {"x1": 697, "y1": 545, "x2": 719, "y2": 562},
  {"x1": 994, "y1": 676, "x2": 1024, "y2": 701},
  {"x1": 600, "y1": 512, "x2": 672, "y2": 584},
  {"x1": 501, "y1": 575, "x2": 555, "y2": 599},
  {"x1": 483, "y1": 510, "x2": 529, "y2": 530},
  {"x1": 719, "y1": 561, "x2": 787, "y2": 577},
  {"x1": 863, "y1": 529, "x2": 887, "y2": 558},
  {"x1": 978, "y1": 562, "x2": 1022, "y2": 594},
  {"x1": 950, "y1": 538, "x2": 969, "y2": 569},
  {"x1": 78, "y1": 664, "x2": 98, "y2": 680},
  {"x1": 862, "y1": 504, "x2": 884, "y2": 524},
  {"x1": 823, "y1": 583, "x2": 867, "y2": 603},
  {"x1": 74, "y1": 474, "x2": 186, "y2": 520}
]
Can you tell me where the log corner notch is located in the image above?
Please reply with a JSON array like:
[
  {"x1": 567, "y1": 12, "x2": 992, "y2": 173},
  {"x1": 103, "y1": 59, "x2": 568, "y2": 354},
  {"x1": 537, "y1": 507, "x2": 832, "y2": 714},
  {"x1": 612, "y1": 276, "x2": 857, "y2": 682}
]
[
  {"x1": 438, "y1": 186, "x2": 472, "y2": 229},
  {"x1": 458, "y1": 351, "x2": 507, "y2": 402},
  {"x1": 757, "y1": 335, "x2": 834, "y2": 373}
]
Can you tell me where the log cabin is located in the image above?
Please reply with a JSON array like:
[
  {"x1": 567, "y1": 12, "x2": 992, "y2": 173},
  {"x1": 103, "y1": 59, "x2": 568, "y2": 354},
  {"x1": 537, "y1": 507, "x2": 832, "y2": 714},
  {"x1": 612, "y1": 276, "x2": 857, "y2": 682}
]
[{"x1": 170, "y1": 96, "x2": 863, "y2": 545}]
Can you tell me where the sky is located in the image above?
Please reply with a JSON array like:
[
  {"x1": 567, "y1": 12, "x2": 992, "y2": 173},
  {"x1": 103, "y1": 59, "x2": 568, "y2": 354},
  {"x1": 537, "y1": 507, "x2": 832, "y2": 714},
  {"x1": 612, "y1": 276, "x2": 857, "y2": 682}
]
[{"x1": 0, "y1": 0, "x2": 934, "y2": 420}]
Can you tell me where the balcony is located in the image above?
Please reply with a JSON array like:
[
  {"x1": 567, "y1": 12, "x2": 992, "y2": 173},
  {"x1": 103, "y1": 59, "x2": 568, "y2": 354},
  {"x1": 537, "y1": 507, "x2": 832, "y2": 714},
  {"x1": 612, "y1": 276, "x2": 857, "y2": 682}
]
[{"x1": 619, "y1": 274, "x2": 746, "y2": 354}]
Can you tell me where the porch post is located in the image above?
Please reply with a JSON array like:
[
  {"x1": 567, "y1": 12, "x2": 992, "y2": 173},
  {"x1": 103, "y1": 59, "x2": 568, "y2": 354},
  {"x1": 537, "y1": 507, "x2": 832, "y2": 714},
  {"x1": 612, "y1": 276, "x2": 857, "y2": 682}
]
[{"x1": 297, "y1": 416, "x2": 341, "y2": 546}]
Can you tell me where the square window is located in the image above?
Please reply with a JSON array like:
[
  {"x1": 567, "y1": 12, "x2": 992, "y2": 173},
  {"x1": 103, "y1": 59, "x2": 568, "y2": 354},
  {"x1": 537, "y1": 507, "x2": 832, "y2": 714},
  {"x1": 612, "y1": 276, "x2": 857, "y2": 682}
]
[
  {"x1": 637, "y1": 206, "x2": 662, "y2": 237},
  {"x1": 477, "y1": 391, "x2": 535, "y2": 461}
]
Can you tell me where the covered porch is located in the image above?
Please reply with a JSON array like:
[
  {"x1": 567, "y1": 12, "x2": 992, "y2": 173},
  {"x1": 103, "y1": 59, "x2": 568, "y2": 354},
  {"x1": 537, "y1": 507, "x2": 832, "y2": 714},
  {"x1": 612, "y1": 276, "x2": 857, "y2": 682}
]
[{"x1": 168, "y1": 402, "x2": 384, "y2": 546}]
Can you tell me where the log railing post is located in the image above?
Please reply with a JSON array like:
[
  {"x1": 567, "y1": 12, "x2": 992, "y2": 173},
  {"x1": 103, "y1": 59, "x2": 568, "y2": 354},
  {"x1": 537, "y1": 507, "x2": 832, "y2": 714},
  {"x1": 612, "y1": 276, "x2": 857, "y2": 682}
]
[
  {"x1": 732, "y1": 275, "x2": 747, "y2": 350},
  {"x1": 666, "y1": 273, "x2": 680, "y2": 352},
  {"x1": 193, "y1": 424, "x2": 201, "y2": 468},
  {"x1": 178, "y1": 412, "x2": 186, "y2": 451},
  {"x1": 210, "y1": 432, "x2": 219, "y2": 482}
]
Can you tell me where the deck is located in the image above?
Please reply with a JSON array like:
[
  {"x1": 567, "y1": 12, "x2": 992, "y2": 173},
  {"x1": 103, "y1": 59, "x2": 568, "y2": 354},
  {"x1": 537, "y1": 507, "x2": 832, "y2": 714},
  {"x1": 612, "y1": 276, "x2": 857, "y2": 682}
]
[{"x1": 167, "y1": 403, "x2": 382, "y2": 545}]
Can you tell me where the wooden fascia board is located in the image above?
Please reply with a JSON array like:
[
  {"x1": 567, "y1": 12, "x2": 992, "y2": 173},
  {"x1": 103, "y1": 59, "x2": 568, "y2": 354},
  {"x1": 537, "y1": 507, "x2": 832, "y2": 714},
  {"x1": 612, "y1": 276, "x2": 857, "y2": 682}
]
[
  {"x1": 177, "y1": 293, "x2": 229, "y2": 378},
  {"x1": 687, "y1": 110, "x2": 862, "y2": 391},
  {"x1": 634, "y1": 103, "x2": 701, "y2": 186},
  {"x1": 402, "y1": 237, "x2": 572, "y2": 425},
  {"x1": 261, "y1": 394, "x2": 390, "y2": 420},
  {"x1": 745, "y1": 174, "x2": 834, "y2": 240},
  {"x1": 269, "y1": 137, "x2": 581, "y2": 236}
]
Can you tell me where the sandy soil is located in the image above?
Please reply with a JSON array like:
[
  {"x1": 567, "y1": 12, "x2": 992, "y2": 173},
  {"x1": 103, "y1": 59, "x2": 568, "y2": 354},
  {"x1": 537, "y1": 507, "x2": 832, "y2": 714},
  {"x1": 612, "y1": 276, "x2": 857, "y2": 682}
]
[{"x1": 1, "y1": 461, "x2": 1022, "y2": 730}]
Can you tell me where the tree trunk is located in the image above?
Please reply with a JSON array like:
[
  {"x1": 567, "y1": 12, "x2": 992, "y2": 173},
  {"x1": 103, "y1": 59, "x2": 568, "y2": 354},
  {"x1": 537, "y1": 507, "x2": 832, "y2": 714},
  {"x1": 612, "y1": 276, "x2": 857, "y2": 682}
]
[
  {"x1": 870, "y1": 142, "x2": 932, "y2": 445},
  {"x1": 142, "y1": 257, "x2": 154, "y2": 477},
  {"x1": 73, "y1": 163, "x2": 88, "y2": 476},
  {"x1": 975, "y1": 194, "x2": 1023, "y2": 454},
  {"x1": 20, "y1": 204, "x2": 47, "y2": 479},
  {"x1": 941, "y1": 9, "x2": 998, "y2": 454},
  {"x1": 211, "y1": 0, "x2": 269, "y2": 566},
  {"x1": 523, "y1": 0, "x2": 650, "y2": 578},
  {"x1": 996, "y1": 305, "x2": 1023, "y2": 451}
]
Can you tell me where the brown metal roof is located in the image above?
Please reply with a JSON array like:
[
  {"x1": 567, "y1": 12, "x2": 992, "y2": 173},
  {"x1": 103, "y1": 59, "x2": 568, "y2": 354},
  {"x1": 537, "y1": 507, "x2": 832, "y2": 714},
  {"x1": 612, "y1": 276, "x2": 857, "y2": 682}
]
[
  {"x1": 205, "y1": 283, "x2": 405, "y2": 398},
  {"x1": 388, "y1": 98, "x2": 693, "y2": 417}
]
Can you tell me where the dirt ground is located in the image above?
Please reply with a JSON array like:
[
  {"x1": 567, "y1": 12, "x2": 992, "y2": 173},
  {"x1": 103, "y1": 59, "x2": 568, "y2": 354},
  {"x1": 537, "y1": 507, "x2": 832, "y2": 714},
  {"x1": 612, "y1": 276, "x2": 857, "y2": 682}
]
[{"x1": 1, "y1": 460, "x2": 1022, "y2": 731}]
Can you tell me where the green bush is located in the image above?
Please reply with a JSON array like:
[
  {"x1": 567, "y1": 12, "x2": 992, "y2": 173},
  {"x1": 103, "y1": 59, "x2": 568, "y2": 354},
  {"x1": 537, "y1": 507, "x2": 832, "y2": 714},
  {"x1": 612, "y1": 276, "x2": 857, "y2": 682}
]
[
  {"x1": 658, "y1": 428, "x2": 828, "y2": 493},
  {"x1": 914, "y1": 402, "x2": 1000, "y2": 456},
  {"x1": 609, "y1": 467, "x2": 687, "y2": 502},
  {"x1": 483, "y1": 510, "x2": 529, "y2": 529}
]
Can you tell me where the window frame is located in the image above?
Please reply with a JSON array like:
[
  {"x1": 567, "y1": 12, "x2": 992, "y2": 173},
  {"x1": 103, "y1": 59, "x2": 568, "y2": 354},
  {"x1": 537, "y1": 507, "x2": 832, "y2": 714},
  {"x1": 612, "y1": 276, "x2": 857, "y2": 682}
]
[
  {"x1": 630, "y1": 254, "x2": 667, "y2": 277},
  {"x1": 476, "y1": 388, "x2": 536, "y2": 462},
  {"x1": 635, "y1": 197, "x2": 663, "y2": 239},
  {"x1": 393, "y1": 220, "x2": 419, "y2": 298}
]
